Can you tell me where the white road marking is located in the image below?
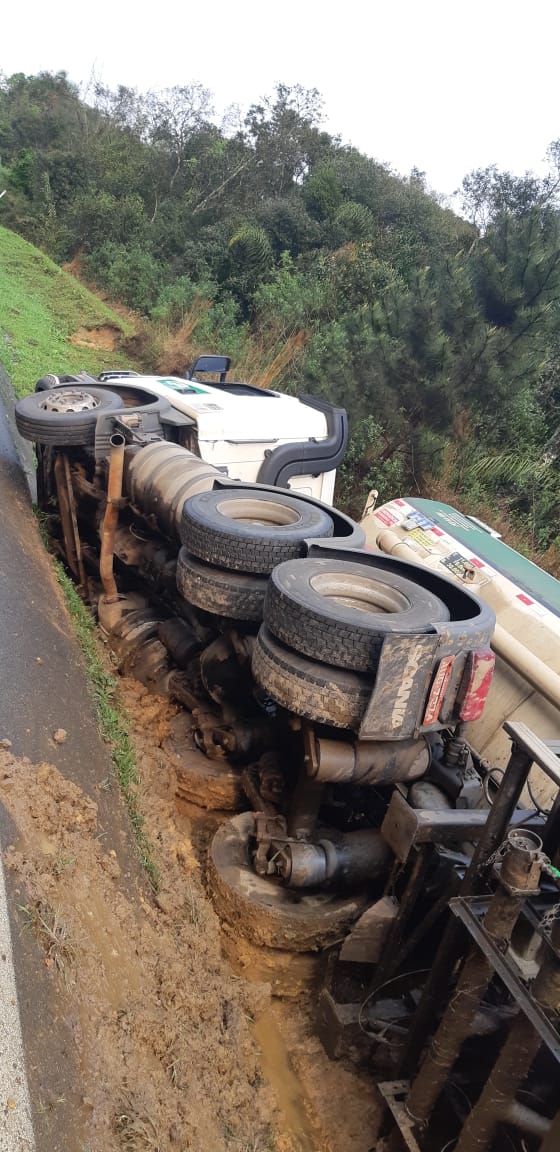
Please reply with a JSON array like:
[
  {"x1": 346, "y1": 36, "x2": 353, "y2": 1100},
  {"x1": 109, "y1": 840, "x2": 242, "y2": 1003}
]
[{"x1": 0, "y1": 854, "x2": 35, "y2": 1150}]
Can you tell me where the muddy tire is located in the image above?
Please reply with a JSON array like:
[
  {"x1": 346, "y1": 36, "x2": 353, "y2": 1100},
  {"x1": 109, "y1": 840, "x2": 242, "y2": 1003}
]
[
  {"x1": 265, "y1": 557, "x2": 449, "y2": 673},
  {"x1": 15, "y1": 386, "x2": 123, "y2": 446},
  {"x1": 176, "y1": 548, "x2": 268, "y2": 621},
  {"x1": 180, "y1": 488, "x2": 334, "y2": 574},
  {"x1": 252, "y1": 625, "x2": 371, "y2": 730},
  {"x1": 209, "y1": 812, "x2": 368, "y2": 952},
  {"x1": 219, "y1": 923, "x2": 322, "y2": 998},
  {"x1": 182, "y1": 757, "x2": 245, "y2": 813},
  {"x1": 165, "y1": 714, "x2": 245, "y2": 811}
]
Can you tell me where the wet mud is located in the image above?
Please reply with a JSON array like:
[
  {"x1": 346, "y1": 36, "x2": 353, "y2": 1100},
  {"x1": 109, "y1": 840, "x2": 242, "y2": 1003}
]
[{"x1": 0, "y1": 674, "x2": 379, "y2": 1151}]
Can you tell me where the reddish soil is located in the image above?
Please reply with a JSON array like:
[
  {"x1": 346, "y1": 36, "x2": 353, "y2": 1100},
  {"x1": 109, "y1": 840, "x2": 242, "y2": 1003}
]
[
  {"x1": 69, "y1": 324, "x2": 122, "y2": 351},
  {"x1": 0, "y1": 675, "x2": 379, "y2": 1151}
]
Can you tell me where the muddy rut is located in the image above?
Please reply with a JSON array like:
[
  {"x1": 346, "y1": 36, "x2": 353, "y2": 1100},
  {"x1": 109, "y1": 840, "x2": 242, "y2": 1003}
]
[{"x1": 0, "y1": 678, "x2": 378, "y2": 1152}]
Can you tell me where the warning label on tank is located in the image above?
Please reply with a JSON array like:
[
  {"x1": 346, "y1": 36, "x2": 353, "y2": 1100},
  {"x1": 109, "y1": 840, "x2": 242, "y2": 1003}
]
[
  {"x1": 407, "y1": 528, "x2": 436, "y2": 549},
  {"x1": 375, "y1": 508, "x2": 400, "y2": 527},
  {"x1": 403, "y1": 510, "x2": 435, "y2": 531},
  {"x1": 440, "y1": 552, "x2": 478, "y2": 581}
]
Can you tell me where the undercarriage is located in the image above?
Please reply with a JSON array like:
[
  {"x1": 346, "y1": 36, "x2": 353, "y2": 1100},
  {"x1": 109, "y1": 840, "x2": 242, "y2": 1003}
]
[{"x1": 17, "y1": 383, "x2": 560, "y2": 1152}]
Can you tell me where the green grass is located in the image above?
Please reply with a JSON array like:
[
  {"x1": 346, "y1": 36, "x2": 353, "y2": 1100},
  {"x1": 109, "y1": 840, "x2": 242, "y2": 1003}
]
[
  {"x1": 51, "y1": 557, "x2": 159, "y2": 891},
  {"x1": 0, "y1": 225, "x2": 156, "y2": 885},
  {"x1": 0, "y1": 225, "x2": 138, "y2": 398}
]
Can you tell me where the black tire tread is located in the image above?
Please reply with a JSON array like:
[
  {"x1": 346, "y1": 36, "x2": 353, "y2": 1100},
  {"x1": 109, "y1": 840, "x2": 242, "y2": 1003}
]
[
  {"x1": 15, "y1": 387, "x2": 123, "y2": 446},
  {"x1": 180, "y1": 489, "x2": 334, "y2": 574},
  {"x1": 266, "y1": 583, "x2": 385, "y2": 672},
  {"x1": 176, "y1": 548, "x2": 267, "y2": 621},
  {"x1": 252, "y1": 625, "x2": 371, "y2": 730},
  {"x1": 265, "y1": 559, "x2": 449, "y2": 673}
]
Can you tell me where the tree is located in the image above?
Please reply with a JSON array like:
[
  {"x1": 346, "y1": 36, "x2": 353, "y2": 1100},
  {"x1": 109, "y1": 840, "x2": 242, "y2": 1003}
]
[
  {"x1": 145, "y1": 84, "x2": 214, "y2": 191},
  {"x1": 2, "y1": 67, "x2": 560, "y2": 569},
  {"x1": 244, "y1": 84, "x2": 328, "y2": 196}
]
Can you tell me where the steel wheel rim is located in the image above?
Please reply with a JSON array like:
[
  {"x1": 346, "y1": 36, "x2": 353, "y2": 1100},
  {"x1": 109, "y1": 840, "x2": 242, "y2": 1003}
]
[
  {"x1": 215, "y1": 498, "x2": 302, "y2": 528},
  {"x1": 39, "y1": 389, "x2": 100, "y2": 414},
  {"x1": 308, "y1": 571, "x2": 411, "y2": 615}
]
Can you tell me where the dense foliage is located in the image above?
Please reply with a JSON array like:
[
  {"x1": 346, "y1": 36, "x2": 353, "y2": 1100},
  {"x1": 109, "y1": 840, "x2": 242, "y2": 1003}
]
[{"x1": 1, "y1": 70, "x2": 559, "y2": 566}]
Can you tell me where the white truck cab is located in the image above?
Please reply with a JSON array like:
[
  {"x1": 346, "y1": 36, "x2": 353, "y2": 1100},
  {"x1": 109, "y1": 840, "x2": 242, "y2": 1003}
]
[{"x1": 93, "y1": 357, "x2": 347, "y2": 506}]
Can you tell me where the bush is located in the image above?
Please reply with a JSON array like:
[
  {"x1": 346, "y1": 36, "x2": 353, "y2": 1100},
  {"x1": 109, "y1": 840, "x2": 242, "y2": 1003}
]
[
  {"x1": 87, "y1": 243, "x2": 163, "y2": 312},
  {"x1": 335, "y1": 415, "x2": 408, "y2": 519}
]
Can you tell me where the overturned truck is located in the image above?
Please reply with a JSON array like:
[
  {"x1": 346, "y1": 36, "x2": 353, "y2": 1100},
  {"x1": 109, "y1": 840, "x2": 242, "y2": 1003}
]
[{"x1": 16, "y1": 365, "x2": 560, "y2": 1152}]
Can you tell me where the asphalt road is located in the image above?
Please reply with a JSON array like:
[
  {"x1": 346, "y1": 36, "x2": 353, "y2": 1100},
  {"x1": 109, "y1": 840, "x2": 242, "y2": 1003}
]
[{"x1": 0, "y1": 394, "x2": 140, "y2": 1150}]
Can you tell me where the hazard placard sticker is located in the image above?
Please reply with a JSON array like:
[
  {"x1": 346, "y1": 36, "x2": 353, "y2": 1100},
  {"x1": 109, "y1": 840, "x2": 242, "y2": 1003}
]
[
  {"x1": 375, "y1": 508, "x2": 399, "y2": 527},
  {"x1": 440, "y1": 552, "x2": 478, "y2": 580},
  {"x1": 407, "y1": 528, "x2": 437, "y2": 549},
  {"x1": 404, "y1": 510, "x2": 435, "y2": 531}
]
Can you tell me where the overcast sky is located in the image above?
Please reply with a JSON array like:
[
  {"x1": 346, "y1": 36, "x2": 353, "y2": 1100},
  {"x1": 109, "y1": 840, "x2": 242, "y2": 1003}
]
[{"x1": 3, "y1": 0, "x2": 559, "y2": 198}]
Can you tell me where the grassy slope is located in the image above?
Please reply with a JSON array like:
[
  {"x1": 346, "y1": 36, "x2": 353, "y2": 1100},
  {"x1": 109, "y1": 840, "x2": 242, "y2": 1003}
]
[
  {"x1": 0, "y1": 227, "x2": 156, "y2": 880},
  {"x1": 0, "y1": 225, "x2": 138, "y2": 398}
]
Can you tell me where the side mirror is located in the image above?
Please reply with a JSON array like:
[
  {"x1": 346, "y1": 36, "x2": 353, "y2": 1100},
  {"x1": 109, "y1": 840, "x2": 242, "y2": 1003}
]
[{"x1": 188, "y1": 355, "x2": 231, "y2": 382}]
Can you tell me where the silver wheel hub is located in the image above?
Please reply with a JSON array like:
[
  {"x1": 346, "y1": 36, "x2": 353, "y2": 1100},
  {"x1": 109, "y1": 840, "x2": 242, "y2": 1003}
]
[{"x1": 40, "y1": 390, "x2": 99, "y2": 414}]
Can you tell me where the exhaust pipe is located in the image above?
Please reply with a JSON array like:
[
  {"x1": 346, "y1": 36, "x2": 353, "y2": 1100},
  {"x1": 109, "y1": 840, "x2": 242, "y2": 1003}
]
[
  {"x1": 304, "y1": 730, "x2": 430, "y2": 786},
  {"x1": 99, "y1": 433, "x2": 126, "y2": 604}
]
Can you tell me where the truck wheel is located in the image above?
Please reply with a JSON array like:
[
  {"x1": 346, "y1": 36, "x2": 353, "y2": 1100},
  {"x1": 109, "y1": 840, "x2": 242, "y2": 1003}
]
[
  {"x1": 176, "y1": 548, "x2": 268, "y2": 622},
  {"x1": 252, "y1": 625, "x2": 371, "y2": 730},
  {"x1": 15, "y1": 387, "x2": 123, "y2": 446},
  {"x1": 208, "y1": 812, "x2": 368, "y2": 952},
  {"x1": 35, "y1": 373, "x2": 98, "y2": 391},
  {"x1": 176, "y1": 760, "x2": 245, "y2": 810},
  {"x1": 180, "y1": 489, "x2": 334, "y2": 574},
  {"x1": 219, "y1": 922, "x2": 322, "y2": 998},
  {"x1": 164, "y1": 716, "x2": 246, "y2": 811},
  {"x1": 35, "y1": 374, "x2": 61, "y2": 391},
  {"x1": 265, "y1": 557, "x2": 449, "y2": 673}
]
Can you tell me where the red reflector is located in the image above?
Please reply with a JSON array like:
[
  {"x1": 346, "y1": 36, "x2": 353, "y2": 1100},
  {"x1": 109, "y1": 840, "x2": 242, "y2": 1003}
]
[
  {"x1": 457, "y1": 648, "x2": 495, "y2": 721},
  {"x1": 423, "y1": 656, "x2": 455, "y2": 725}
]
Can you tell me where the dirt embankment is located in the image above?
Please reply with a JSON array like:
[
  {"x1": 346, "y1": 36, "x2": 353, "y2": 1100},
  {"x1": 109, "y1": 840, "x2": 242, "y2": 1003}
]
[
  {"x1": 69, "y1": 324, "x2": 122, "y2": 351},
  {"x1": 0, "y1": 679, "x2": 379, "y2": 1152}
]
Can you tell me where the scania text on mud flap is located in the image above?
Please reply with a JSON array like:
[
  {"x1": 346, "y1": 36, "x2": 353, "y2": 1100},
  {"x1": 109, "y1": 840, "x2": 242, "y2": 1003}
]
[{"x1": 390, "y1": 643, "x2": 427, "y2": 729}]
